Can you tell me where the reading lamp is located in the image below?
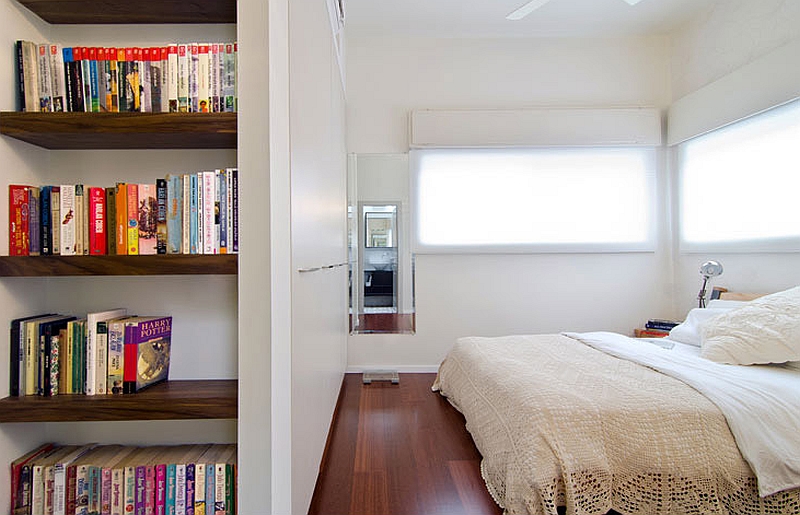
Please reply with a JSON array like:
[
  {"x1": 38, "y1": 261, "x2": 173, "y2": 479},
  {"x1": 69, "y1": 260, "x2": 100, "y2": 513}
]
[{"x1": 697, "y1": 260, "x2": 724, "y2": 308}]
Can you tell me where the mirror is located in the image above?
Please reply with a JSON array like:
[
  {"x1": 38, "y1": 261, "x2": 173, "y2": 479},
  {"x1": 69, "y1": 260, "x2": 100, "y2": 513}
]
[
  {"x1": 348, "y1": 154, "x2": 415, "y2": 334},
  {"x1": 365, "y1": 207, "x2": 396, "y2": 248}
]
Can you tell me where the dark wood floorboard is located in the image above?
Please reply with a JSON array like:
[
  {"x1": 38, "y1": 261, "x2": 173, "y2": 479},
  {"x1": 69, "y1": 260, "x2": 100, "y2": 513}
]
[{"x1": 308, "y1": 373, "x2": 503, "y2": 515}]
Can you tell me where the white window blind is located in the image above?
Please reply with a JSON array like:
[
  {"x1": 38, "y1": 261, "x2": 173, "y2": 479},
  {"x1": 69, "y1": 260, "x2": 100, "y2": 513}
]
[
  {"x1": 411, "y1": 148, "x2": 656, "y2": 253},
  {"x1": 679, "y1": 98, "x2": 800, "y2": 252}
]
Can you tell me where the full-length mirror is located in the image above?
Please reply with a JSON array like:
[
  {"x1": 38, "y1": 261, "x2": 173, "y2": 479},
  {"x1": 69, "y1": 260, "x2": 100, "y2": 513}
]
[{"x1": 348, "y1": 154, "x2": 415, "y2": 334}]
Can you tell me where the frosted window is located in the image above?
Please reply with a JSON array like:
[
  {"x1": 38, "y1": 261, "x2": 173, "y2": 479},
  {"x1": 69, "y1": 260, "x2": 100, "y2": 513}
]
[
  {"x1": 679, "y1": 99, "x2": 800, "y2": 251},
  {"x1": 412, "y1": 148, "x2": 656, "y2": 253}
]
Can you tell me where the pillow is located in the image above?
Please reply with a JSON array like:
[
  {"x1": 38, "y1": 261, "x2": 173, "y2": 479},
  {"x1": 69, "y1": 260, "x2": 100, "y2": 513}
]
[
  {"x1": 669, "y1": 307, "x2": 740, "y2": 346},
  {"x1": 700, "y1": 286, "x2": 800, "y2": 365}
]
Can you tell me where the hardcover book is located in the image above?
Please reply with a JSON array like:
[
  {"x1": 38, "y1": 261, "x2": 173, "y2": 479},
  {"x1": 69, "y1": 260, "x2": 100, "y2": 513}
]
[
  {"x1": 123, "y1": 316, "x2": 172, "y2": 394},
  {"x1": 107, "y1": 316, "x2": 134, "y2": 395}
]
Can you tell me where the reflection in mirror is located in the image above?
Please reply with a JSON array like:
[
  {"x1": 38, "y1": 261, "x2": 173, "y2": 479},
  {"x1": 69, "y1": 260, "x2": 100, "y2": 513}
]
[{"x1": 348, "y1": 154, "x2": 415, "y2": 334}]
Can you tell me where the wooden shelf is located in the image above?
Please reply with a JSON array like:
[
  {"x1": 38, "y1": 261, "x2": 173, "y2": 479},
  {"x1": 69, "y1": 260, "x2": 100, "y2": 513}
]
[
  {"x1": 0, "y1": 254, "x2": 237, "y2": 276},
  {"x1": 15, "y1": 0, "x2": 236, "y2": 24},
  {"x1": 0, "y1": 380, "x2": 237, "y2": 422},
  {"x1": 0, "y1": 112, "x2": 237, "y2": 149}
]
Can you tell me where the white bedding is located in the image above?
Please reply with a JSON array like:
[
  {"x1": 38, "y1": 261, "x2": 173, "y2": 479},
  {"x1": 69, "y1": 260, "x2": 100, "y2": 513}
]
[{"x1": 566, "y1": 332, "x2": 800, "y2": 496}]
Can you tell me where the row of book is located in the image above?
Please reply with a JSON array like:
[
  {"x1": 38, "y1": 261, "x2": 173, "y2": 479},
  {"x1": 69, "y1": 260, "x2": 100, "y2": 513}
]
[
  {"x1": 11, "y1": 442, "x2": 236, "y2": 515},
  {"x1": 633, "y1": 318, "x2": 680, "y2": 338},
  {"x1": 8, "y1": 168, "x2": 239, "y2": 257},
  {"x1": 9, "y1": 310, "x2": 172, "y2": 397},
  {"x1": 16, "y1": 40, "x2": 238, "y2": 114}
]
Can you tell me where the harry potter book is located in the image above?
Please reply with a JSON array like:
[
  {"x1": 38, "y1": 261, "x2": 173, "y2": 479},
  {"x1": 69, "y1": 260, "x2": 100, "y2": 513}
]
[{"x1": 123, "y1": 316, "x2": 172, "y2": 394}]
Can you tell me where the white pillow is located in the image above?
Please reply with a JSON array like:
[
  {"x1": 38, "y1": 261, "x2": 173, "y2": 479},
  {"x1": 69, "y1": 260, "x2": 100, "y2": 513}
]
[
  {"x1": 701, "y1": 286, "x2": 800, "y2": 365},
  {"x1": 669, "y1": 307, "x2": 737, "y2": 346}
]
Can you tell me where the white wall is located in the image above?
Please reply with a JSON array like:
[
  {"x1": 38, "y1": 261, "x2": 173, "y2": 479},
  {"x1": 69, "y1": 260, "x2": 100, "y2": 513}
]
[
  {"x1": 289, "y1": 0, "x2": 348, "y2": 512},
  {"x1": 346, "y1": 35, "x2": 674, "y2": 369},
  {"x1": 668, "y1": 0, "x2": 800, "y2": 319}
]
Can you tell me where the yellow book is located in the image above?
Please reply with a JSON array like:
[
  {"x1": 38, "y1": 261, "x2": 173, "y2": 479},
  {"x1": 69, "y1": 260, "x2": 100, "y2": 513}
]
[{"x1": 126, "y1": 184, "x2": 139, "y2": 255}]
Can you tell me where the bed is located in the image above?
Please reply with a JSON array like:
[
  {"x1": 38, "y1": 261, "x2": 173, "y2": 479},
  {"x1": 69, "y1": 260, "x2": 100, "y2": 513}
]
[{"x1": 433, "y1": 288, "x2": 800, "y2": 515}]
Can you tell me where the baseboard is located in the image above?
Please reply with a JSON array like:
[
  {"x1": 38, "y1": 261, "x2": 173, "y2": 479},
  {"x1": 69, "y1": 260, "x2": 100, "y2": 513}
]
[{"x1": 345, "y1": 365, "x2": 440, "y2": 374}]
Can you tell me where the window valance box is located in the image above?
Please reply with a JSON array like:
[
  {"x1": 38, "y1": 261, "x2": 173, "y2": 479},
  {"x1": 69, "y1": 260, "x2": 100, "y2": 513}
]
[
  {"x1": 668, "y1": 38, "x2": 800, "y2": 146},
  {"x1": 409, "y1": 107, "x2": 662, "y2": 148}
]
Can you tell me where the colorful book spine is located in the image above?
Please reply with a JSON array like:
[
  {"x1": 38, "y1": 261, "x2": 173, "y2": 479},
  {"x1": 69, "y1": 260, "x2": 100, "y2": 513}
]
[
  {"x1": 231, "y1": 169, "x2": 239, "y2": 252},
  {"x1": 89, "y1": 186, "x2": 107, "y2": 255},
  {"x1": 175, "y1": 464, "x2": 186, "y2": 515},
  {"x1": 181, "y1": 174, "x2": 191, "y2": 254},
  {"x1": 98, "y1": 47, "x2": 108, "y2": 112},
  {"x1": 123, "y1": 316, "x2": 172, "y2": 394},
  {"x1": 106, "y1": 187, "x2": 116, "y2": 255},
  {"x1": 202, "y1": 171, "x2": 216, "y2": 254},
  {"x1": 126, "y1": 184, "x2": 139, "y2": 255},
  {"x1": 74, "y1": 184, "x2": 85, "y2": 255},
  {"x1": 115, "y1": 183, "x2": 127, "y2": 254},
  {"x1": 189, "y1": 43, "x2": 199, "y2": 112},
  {"x1": 49, "y1": 44, "x2": 66, "y2": 112},
  {"x1": 9, "y1": 184, "x2": 30, "y2": 256},
  {"x1": 204, "y1": 461, "x2": 214, "y2": 515},
  {"x1": 108, "y1": 47, "x2": 119, "y2": 112},
  {"x1": 194, "y1": 463, "x2": 205, "y2": 515},
  {"x1": 189, "y1": 174, "x2": 199, "y2": 254},
  {"x1": 79, "y1": 47, "x2": 92, "y2": 112},
  {"x1": 88, "y1": 46, "x2": 99, "y2": 112},
  {"x1": 59, "y1": 184, "x2": 76, "y2": 255},
  {"x1": 40, "y1": 185, "x2": 52, "y2": 255},
  {"x1": 117, "y1": 48, "x2": 128, "y2": 112},
  {"x1": 156, "y1": 178, "x2": 168, "y2": 254},
  {"x1": 28, "y1": 186, "x2": 40, "y2": 256},
  {"x1": 145, "y1": 463, "x2": 156, "y2": 515},
  {"x1": 165, "y1": 464, "x2": 176, "y2": 515},
  {"x1": 137, "y1": 183, "x2": 157, "y2": 255},
  {"x1": 107, "y1": 318, "x2": 127, "y2": 395},
  {"x1": 140, "y1": 47, "x2": 152, "y2": 113},
  {"x1": 214, "y1": 464, "x2": 225, "y2": 515},
  {"x1": 150, "y1": 47, "x2": 163, "y2": 113},
  {"x1": 197, "y1": 44, "x2": 210, "y2": 112},
  {"x1": 155, "y1": 464, "x2": 167, "y2": 515},
  {"x1": 177, "y1": 44, "x2": 189, "y2": 112},
  {"x1": 218, "y1": 170, "x2": 227, "y2": 254},
  {"x1": 185, "y1": 464, "x2": 195, "y2": 515},
  {"x1": 101, "y1": 465, "x2": 113, "y2": 515},
  {"x1": 124, "y1": 465, "x2": 137, "y2": 515},
  {"x1": 210, "y1": 43, "x2": 220, "y2": 112},
  {"x1": 166, "y1": 175, "x2": 182, "y2": 254},
  {"x1": 223, "y1": 43, "x2": 235, "y2": 112},
  {"x1": 37, "y1": 43, "x2": 53, "y2": 112},
  {"x1": 95, "y1": 321, "x2": 109, "y2": 395},
  {"x1": 135, "y1": 465, "x2": 146, "y2": 515},
  {"x1": 51, "y1": 186, "x2": 61, "y2": 255}
]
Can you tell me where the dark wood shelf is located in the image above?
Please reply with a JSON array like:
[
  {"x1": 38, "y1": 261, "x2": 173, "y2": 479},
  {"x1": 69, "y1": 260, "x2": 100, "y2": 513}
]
[
  {"x1": 15, "y1": 0, "x2": 236, "y2": 24},
  {"x1": 0, "y1": 112, "x2": 237, "y2": 149},
  {"x1": 0, "y1": 379, "x2": 237, "y2": 422},
  {"x1": 0, "y1": 254, "x2": 237, "y2": 276}
]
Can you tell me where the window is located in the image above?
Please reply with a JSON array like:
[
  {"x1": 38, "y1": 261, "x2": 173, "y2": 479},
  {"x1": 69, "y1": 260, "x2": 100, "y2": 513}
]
[
  {"x1": 411, "y1": 147, "x2": 656, "y2": 253},
  {"x1": 679, "y1": 99, "x2": 800, "y2": 252}
]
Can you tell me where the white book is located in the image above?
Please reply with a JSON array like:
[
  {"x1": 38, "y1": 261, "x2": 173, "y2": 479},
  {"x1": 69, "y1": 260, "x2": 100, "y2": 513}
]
[
  {"x1": 21, "y1": 41, "x2": 40, "y2": 112},
  {"x1": 160, "y1": 47, "x2": 170, "y2": 112},
  {"x1": 168, "y1": 44, "x2": 179, "y2": 112},
  {"x1": 37, "y1": 43, "x2": 53, "y2": 112},
  {"x1": 202, "y1": 171, "x2": 216, "y2": 254},
  {"x1": 177, "y1": 44, "x2": 189, "y2": 112},
  {"x1": 196, "y1": 173, "x2": 203, "y2": 253},
  {"x1": 210, "y1": 43, "x2": 220, "y2": 112},
  {"x1": 59, "y1": 184, "x2": 76, "y2": 255},
  {"x1": 176, "y1": 464, "x2": 186, "y2": 515},
  {"x1": 223, "y1": 43, "x2": 235, "y2": 112},
  {"x1": 52, "y1": 445, "x2": 95, "y2": 515},
  {"x1": 49, "y1": 44, "x2": 66, "y2": 112},
  {"x1": 217, "y1": 43, "x2": 225, "y2": 113},
  {"x1": 182, "y1": 174, "x2": 191, "y2": 254},
  {"x1": 214, "y1": 463, "x2": 226, "y2": 514},
  {"x1": 189, "y1": 43, "x2": 199, "y2": 112},
  {"x1": 197, "y1": 44, "x2": 210, "y2": 112},
  {"x1": 85, "y1": 308, "x2": 127, "y2": 396}
]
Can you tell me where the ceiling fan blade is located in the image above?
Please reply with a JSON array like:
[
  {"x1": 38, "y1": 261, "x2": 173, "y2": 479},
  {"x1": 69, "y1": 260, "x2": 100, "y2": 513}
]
[{"x1": 505, "y1": 0, "x2": 553, "y2": 20}]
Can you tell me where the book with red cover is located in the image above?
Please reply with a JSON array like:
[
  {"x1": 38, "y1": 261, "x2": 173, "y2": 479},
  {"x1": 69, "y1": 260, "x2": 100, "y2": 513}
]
[
  {"x1": 9, "y1": 185, "x2": 30, "y2": 256},
  {"x1": 123, "y1": 316, "x2": 172, "y2": 394},
  {"x1": 88, "y1": 186, "x2": 107, "y2": 255},
  {"x1": 11, "y1": 443, "x2": 56, "y2": 514}
]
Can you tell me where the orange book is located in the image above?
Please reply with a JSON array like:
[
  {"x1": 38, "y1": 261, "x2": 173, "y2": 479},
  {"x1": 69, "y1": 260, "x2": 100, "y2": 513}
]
[
  {"x1": 115, "y1": 183, "x2": 127, "y2": 254},
  {"x1": 126, "y1": 184, "x2": 139, "y2": 255}
]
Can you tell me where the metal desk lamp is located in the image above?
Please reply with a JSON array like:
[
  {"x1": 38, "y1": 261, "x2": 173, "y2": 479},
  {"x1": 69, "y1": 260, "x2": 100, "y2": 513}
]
[{"x1": 698, "y1": 260, "x2": 724, "y2": 308}]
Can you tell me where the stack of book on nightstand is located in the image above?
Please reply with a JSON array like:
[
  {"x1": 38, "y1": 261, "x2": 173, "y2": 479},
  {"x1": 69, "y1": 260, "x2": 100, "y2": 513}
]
[{"x1": 634, "y1": 319, "x2": 680, "y2": 338}]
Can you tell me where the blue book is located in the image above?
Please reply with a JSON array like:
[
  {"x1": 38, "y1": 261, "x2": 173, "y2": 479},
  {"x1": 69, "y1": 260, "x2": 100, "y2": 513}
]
[
  {"x1": 166, "y1": 175, "x2": 182, "y2": 254},
  {"x1": 189, "y1": 174, "x2": 199, "y2": 254},
  {"x1": 89, "y1": 49, "x2": 99, "y2": 112},
  {"x1": 185, "y1": 464, "x2": 195, "y2": 515},
  {"x1": 218, "y1": 170, "x2": 228, "y2": 253},
  {"x1": 88, "y1": 466, "x2": 100, "y2": 515},
  {"x1": 205, "y1": 461, "x2": 214, "y2": 515},
  {"x1": 165, "y1": 464, "x2": 176, "y2": 515},
  {"x1": 40, "y1": 186, "x2": 52, "y2": 255}
]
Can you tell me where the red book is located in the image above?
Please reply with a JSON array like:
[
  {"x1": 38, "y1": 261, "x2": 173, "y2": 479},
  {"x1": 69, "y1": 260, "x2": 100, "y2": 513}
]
[
  {"x1": 10, "y1": 443, "x2": 55, "y2": 513},
  {"x1": 8, "y1": 185, "x2": 31, "y2": 256},
  {"x1": 88, "y1": 187, "x2": 107, "y2": 255}
]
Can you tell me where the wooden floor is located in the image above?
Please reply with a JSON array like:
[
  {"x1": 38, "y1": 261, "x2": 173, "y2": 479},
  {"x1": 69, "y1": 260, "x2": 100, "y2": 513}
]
[{"x1": 308, "y1": 373, "x2": 503, "y2": 515}]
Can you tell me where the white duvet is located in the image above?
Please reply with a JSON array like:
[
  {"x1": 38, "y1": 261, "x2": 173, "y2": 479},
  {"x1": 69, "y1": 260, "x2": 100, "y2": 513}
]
[{"x1": 566, "y1": 331, "x2": 800, "y2": 497}]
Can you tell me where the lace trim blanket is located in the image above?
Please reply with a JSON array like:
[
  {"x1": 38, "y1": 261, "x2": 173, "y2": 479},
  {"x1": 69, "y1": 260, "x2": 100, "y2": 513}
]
[{"x1": 433, "y1": 334, "x2": 800, "y2": 515}]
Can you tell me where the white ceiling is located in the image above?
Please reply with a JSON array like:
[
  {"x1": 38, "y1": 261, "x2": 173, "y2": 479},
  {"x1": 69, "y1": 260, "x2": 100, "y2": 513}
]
[{"x1": 343, "y1": 0, "x2": 718, "y2": 39}]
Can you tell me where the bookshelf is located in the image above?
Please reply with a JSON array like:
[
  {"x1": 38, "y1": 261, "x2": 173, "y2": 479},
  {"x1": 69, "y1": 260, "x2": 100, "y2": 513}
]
[
  {"x1": 15, "y1": 0, "x2": 236, "y2": 24},
  {"x1": 0, "y1": 112, "x2": 238, "y2": 149},
  {"x1": 0, "y1": 380, "x2": 237, "y2": 422},
  {"x1": 0, "y1": 255, "x2": 238, "y2": 276},
  {"x1": 1, "y1": 0, "x2": 239, "y2": 478}
]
